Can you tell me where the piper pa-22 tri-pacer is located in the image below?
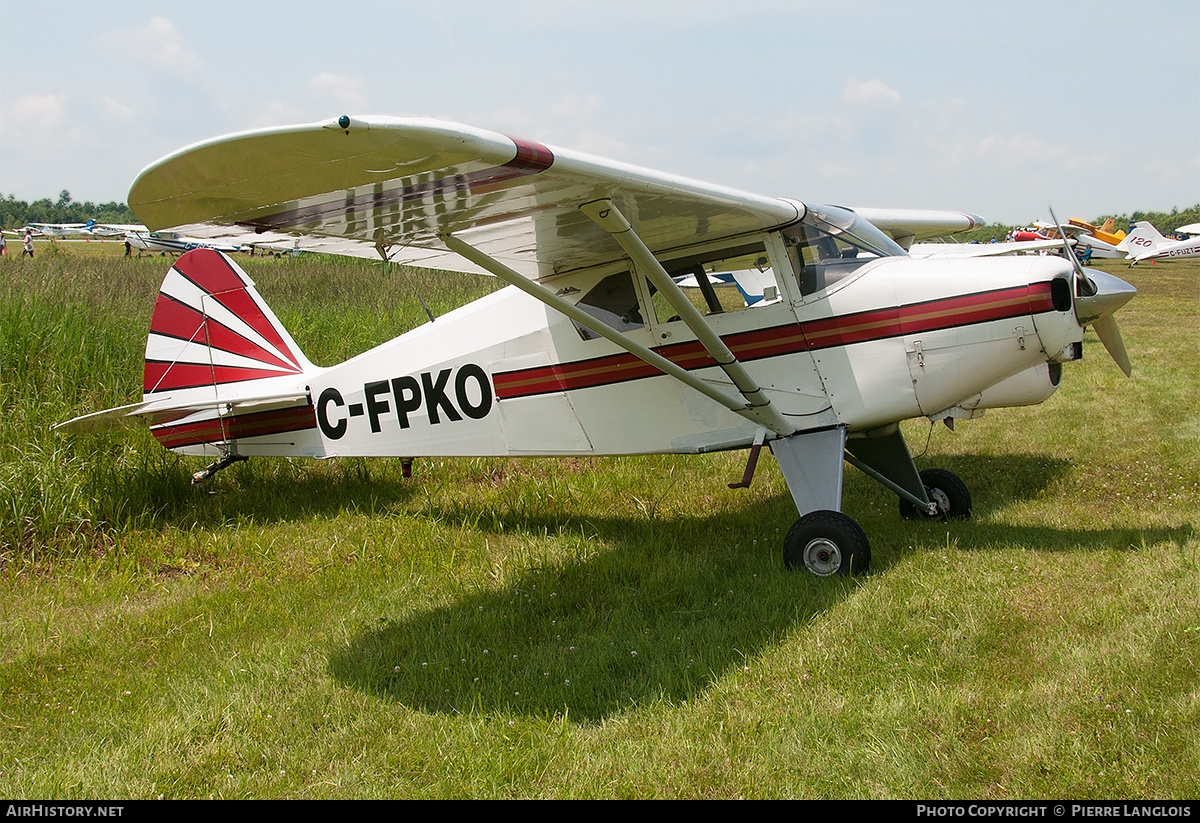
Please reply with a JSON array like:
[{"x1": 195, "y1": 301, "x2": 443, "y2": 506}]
[{"x1": 56, "y1": 116, "x2": 1138, "y2": 576}]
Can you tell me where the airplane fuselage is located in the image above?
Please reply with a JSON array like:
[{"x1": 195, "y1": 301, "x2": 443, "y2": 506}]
[
  {"x1": 127, "y1": 230, "x2": 241, "y2": 255},
  {"x1": 152, "y1": 238, "x2": 1084, "y2": 463},
  {"x1": 1128, "y1": 235, "x2": 1200, "y2": 263}
]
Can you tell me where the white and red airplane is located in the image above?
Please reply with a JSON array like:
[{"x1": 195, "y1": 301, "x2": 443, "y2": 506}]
[
  {"x1": 56, "y1": 116, "x2": 1137, "y2": 576},
  {"x1": 1117, "y1": 221, "x2": 1200, "y2": 265}
]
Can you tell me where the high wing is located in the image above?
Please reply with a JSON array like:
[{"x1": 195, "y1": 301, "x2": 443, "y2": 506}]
[
  {"x1": 27, "y1": 221, "x2": 141, "y2": 238},
  {"x1": 850, "y1": 207, "x2": 984, "y2": 249},
  {"x1": 130, "y1": 116, "x2": 802, "y2": 279},
  {"x1": 129, "y1": 116, "x2": 984, "y2": 277}
]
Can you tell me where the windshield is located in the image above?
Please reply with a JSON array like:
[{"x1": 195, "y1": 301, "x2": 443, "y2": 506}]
[{"x1": 783, "y1": 205, "x2": 907, "y2": 295}]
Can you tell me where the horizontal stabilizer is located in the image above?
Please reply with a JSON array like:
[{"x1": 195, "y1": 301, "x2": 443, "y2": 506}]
[{"x1": 54, "y1": 392, "x2": 312, "y2": 434}]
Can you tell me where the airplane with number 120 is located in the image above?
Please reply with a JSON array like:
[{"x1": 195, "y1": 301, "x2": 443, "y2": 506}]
[{"x1": 55, "y1": 115, "x2": 1138, "y2": 577}]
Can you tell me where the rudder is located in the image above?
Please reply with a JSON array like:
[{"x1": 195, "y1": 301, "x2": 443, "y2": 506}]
[{"x1": 143, "y1": 248, "x2": 314, "y2": 400}]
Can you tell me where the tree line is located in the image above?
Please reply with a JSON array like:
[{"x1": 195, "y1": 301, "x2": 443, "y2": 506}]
[
  {"x1": 1, "y1": 191, "x2": 138, "y2": 230},
  {"x1": 1097, "y1": 204, "x2": 1200, "y2": 235}
]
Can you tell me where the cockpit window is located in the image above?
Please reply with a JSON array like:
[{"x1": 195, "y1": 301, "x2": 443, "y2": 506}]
[
  {"x1": 572, "y1": 272, "x2": 645, "y2": 340},
  {"x1": 784, "y1": 205, "x2": 907, "y2": 295}
]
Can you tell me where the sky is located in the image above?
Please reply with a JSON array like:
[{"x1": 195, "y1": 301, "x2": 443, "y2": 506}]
[{"x1": 1, "y1": 0, "x2": 1196, "y2": 226}]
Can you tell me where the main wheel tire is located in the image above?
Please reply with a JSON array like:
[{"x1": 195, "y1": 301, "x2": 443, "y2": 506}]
[
  {"x1": 783, "y1": 510, "x2": 871, "y2": 576},
  {"x1": 899, "y1": 468, "x2": 973, "y2": 521}
]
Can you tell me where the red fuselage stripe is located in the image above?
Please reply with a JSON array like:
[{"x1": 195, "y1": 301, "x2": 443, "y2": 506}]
[
  {"x1": 494, "y1": 283, "x2": 1055, "y2": 400},
  {"x1": 152, "y1": 405, "x2": 317, "y2": 449}
]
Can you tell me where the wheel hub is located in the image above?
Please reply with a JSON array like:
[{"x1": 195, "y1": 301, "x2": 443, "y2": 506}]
[
  {"x1": 928, "y1": 487, "x2": 951, "y2": 518},
  {"x1": 803, "y1": 537, "x2": 842, "y2": 577}
]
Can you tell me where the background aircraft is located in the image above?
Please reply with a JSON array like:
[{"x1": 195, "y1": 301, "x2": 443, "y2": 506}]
[
  {"x1": 57, "y1": 116, "x2": 1137, "y2": 578},
  {"x1": 907, "y1": 238, "x2": 1072, "y2": 259},
  {"x1": 24, "y1": 219, "x2": 141, "y2": 238},
  {"x1": 124, "y1": 229, "x2": 242, "y2": 255},
  {"x1": 1117, "y1": 221, "x2": 1200, "y2": 264},
  {"x1": 1055, "y1": 218, "x2": 1126, "y2": 259}
]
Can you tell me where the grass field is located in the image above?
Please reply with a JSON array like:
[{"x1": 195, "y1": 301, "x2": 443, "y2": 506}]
[{"x1": 1, "y1": 240, "x2": 1197, "y2": 799}]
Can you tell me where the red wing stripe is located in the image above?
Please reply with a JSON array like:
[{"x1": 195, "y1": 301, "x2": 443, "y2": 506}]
[{"x1": 467, "y1": 138, "x2": 555, "y2": 194}]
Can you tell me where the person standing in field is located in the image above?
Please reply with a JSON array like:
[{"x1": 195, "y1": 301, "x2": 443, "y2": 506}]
[
  {"x1": 22, "y1": 230, "x2": 34, "y2": 258},
  {"x1": 0, "y1": 232, "x2": 7, "y2": 255}
]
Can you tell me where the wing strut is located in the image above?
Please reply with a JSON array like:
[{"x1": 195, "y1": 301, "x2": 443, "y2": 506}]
[
  {"x1": 438, "y1": 232, "x2": 794, "y2": 437},
  {"x1": 579, "y1": 199, "x2": 794, "y2": 437}
]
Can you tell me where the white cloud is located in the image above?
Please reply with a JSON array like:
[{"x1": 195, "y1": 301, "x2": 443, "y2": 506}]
[
  {"x1": 0, "y1": 94, "x2": 78, "y2": 143},
  {"x1": 977, "y1": 133, "x2": 1064, "y2": 165},
  {"x1": 99, "y1": 96, "x2": 136, "y2": 125},
  {"x1": 8, "y1": 93, "x2": 70, "y2": 128},
  {"x1": 98, "y1": 16, "x2": 204, "y2": 76},
  {"x1": 842, "y1": 79, "x2": 902, "y2": 106}
]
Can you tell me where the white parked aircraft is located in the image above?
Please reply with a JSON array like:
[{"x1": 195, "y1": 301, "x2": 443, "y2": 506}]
[
  {"x1": 26, "y1": 219, "x2": 135, "y2": 238},
  {"x1": 56, "y1": 116, "x2": 1137, "y2": 577},
  {"x1": 1117, "y1": 221, "x2": 1200, "y2": 264},
  {"x1": 125, "y1": 229, "x2": 242, "y2": 255}
]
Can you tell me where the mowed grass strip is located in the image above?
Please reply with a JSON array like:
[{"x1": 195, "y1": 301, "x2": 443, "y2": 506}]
[{"x1": 0, "y1": 245, "x2": 1196, "y2": 798}]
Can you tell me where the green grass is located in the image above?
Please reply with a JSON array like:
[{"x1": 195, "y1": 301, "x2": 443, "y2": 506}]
[{"x1": 1, "y1": 245, "x2": 1197, "y2": 798}]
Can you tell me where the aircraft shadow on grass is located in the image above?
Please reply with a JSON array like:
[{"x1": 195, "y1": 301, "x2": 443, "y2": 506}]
[{"x1": 313, "y1": 452, "x2": 1192, "y2": 723}]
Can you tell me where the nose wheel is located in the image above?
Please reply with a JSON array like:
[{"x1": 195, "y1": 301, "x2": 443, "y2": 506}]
[
  {"x1": 899, "y1": 468, "x2": 972, "y2": 521},
  {"x1": 783, "y1": 510, "x2": 871, "y2": 576}
]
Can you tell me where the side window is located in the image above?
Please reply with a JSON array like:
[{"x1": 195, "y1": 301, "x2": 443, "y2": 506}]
[
  {"x1": 572, "y1": 272, "x2": 645, "y2": 340},
  {"x1": 651, "y1": 241, "x2": 778, "y2": 324},
  {"x1": 785, "y1": 223, "x2": 840, "y2": 296}
]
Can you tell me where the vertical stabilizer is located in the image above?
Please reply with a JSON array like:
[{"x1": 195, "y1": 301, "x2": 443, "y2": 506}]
[
  {"x1": 1116, "y1": 221, "x2": 1165, "y2": 257},
  {"x1": 143, "y1": 248, "x2": 314, "y2": 400}
]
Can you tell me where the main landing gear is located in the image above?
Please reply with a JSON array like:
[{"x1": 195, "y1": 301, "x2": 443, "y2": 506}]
[
  {"x1": 768, "y1": 426, "x2": 973, "y2": 577},
  {"x1": 782, "y1": 466, "x2": 971, "y2": 577},
  {"x1": 783, "y1": 510, "x2": 870, "y2": 576}
]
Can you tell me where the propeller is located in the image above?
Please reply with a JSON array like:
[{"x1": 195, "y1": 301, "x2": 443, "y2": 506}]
[
  {"x1": 1049, "y1": 207, "x2": 1136, "y2": 377},
  {"x1": 1048, "y1": 206, "x2": 1091, "y2": 294}
]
